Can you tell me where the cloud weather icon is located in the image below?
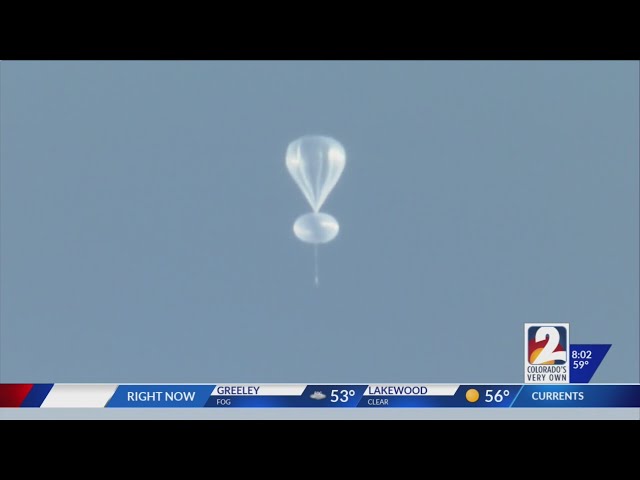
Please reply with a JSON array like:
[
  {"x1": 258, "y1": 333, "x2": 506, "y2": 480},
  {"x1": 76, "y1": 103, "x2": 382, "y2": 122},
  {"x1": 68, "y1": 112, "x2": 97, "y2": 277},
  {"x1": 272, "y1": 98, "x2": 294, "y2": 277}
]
[{"x1": 310, "y1": 391, "x2": 327, "y2": 400}]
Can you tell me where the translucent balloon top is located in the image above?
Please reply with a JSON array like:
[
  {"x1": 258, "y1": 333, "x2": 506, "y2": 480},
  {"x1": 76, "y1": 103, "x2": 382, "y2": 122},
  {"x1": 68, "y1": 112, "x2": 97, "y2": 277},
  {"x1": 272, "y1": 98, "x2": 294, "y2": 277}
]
[{"x1": 286, "y1": 135, "x2": 346, "y2": 212}]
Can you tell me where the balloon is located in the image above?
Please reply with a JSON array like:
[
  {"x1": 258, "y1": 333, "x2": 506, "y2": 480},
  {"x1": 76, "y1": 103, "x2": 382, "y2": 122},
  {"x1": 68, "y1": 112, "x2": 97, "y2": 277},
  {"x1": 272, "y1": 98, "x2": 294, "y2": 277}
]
[
  {"x1": 286, "y1": 134, "x2": 346, "y2": 286},
  {"x1": 293, "y1": 212, "x2": 339, "y2": 244},
  {"x1": 286, "y1": 135, "x2": 346, "y2": 213}
]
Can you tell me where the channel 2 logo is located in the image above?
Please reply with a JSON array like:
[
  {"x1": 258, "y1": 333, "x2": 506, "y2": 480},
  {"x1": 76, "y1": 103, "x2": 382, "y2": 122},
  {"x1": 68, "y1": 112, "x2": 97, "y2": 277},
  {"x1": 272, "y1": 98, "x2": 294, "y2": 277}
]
[{"x1": 524, "y1": 324, "x2": 569, "y2": 384}]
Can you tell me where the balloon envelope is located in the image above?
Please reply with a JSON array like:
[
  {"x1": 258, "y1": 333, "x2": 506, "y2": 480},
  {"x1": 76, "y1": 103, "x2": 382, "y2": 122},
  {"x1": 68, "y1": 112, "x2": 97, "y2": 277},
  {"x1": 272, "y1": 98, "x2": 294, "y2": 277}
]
[
  {"x1": 293, "y1": 212, "x2": 339, "y2": 244},
  {"x1": 286, "y1": 135, "x2": 346, "y2": 212}
]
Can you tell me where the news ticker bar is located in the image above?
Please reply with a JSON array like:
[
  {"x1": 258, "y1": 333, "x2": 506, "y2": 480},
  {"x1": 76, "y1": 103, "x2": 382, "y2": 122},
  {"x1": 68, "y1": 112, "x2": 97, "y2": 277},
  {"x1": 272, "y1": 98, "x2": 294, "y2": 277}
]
[{"x1": 1, "y1": 384, "x2": 639, "y2": 408}]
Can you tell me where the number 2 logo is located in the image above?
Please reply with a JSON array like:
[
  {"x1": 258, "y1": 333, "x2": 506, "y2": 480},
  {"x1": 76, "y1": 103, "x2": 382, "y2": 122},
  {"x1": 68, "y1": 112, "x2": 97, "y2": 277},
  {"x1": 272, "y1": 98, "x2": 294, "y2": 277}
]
[{"x1": 532, "y1": 326, "x2": 567, "y2": 364}]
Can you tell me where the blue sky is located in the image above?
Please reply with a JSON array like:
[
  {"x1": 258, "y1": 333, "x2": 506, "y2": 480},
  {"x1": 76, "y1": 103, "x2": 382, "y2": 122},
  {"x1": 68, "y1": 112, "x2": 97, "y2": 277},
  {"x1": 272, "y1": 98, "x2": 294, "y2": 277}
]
[{"x1": 1, "y1": 61, "x2": 638, "y2": 383}]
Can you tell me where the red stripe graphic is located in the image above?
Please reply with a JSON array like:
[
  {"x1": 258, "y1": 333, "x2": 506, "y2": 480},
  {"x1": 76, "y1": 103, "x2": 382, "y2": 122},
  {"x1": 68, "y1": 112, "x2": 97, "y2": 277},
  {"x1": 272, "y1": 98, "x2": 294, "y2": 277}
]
[{"x1": 0, "y1": 384, "x2": 34, "y2": 407}]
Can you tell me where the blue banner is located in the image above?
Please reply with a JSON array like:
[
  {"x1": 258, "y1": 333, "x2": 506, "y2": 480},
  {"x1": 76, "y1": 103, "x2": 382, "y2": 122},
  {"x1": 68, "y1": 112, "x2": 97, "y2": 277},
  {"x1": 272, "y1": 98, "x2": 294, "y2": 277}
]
[
  {"x1": 5, "y1": 383, "x2": 637, "y2": 408},
  {"x1": 511, "y1": 385, "x2": 640, "y2": 407},
  {"x1": 569, "y1": 344, "x2": 611, "y2": 383},
  {"x1": 203, "y1": 385, "x2": 640, "y2": 408},
  {"x1": 358, "y1": 385, "x2": 520, "y2": 408},
  {"x1": 107, "y1": 385, "x2": 215, "y2": 407},
  {"x1": 205, "y1": 385, "x2": 367, "y2": 408}
]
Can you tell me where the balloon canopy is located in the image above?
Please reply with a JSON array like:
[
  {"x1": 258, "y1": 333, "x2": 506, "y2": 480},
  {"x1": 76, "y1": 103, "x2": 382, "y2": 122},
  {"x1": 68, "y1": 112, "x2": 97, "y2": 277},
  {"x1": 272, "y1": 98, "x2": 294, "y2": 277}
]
[{"x1": 286, "y1": 135, "x2": 346, "y2": 213}]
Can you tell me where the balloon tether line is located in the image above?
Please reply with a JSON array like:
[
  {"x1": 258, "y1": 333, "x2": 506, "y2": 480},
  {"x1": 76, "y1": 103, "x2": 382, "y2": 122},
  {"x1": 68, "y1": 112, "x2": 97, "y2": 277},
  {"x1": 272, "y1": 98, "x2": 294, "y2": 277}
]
[{"x1": 314, "y1": 244, "x2": 319, "y2": 287}]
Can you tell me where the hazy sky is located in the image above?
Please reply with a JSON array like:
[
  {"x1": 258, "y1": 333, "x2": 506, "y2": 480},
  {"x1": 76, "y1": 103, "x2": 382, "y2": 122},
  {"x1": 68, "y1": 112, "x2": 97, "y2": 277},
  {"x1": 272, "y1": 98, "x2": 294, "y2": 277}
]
[{"x1": 1, "y1": 61, "x2": 638, "y2": 383}]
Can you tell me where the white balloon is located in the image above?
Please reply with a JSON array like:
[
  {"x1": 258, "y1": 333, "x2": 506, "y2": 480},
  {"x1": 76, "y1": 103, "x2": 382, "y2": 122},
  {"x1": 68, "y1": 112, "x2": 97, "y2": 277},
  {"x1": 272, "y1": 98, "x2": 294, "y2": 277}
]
[
  {"x1": 293, "y1": 212, "x2": 339, "y2": 244},
  {"x1": 286, "y1": 135, "x2": 346, "y2": 212}
]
